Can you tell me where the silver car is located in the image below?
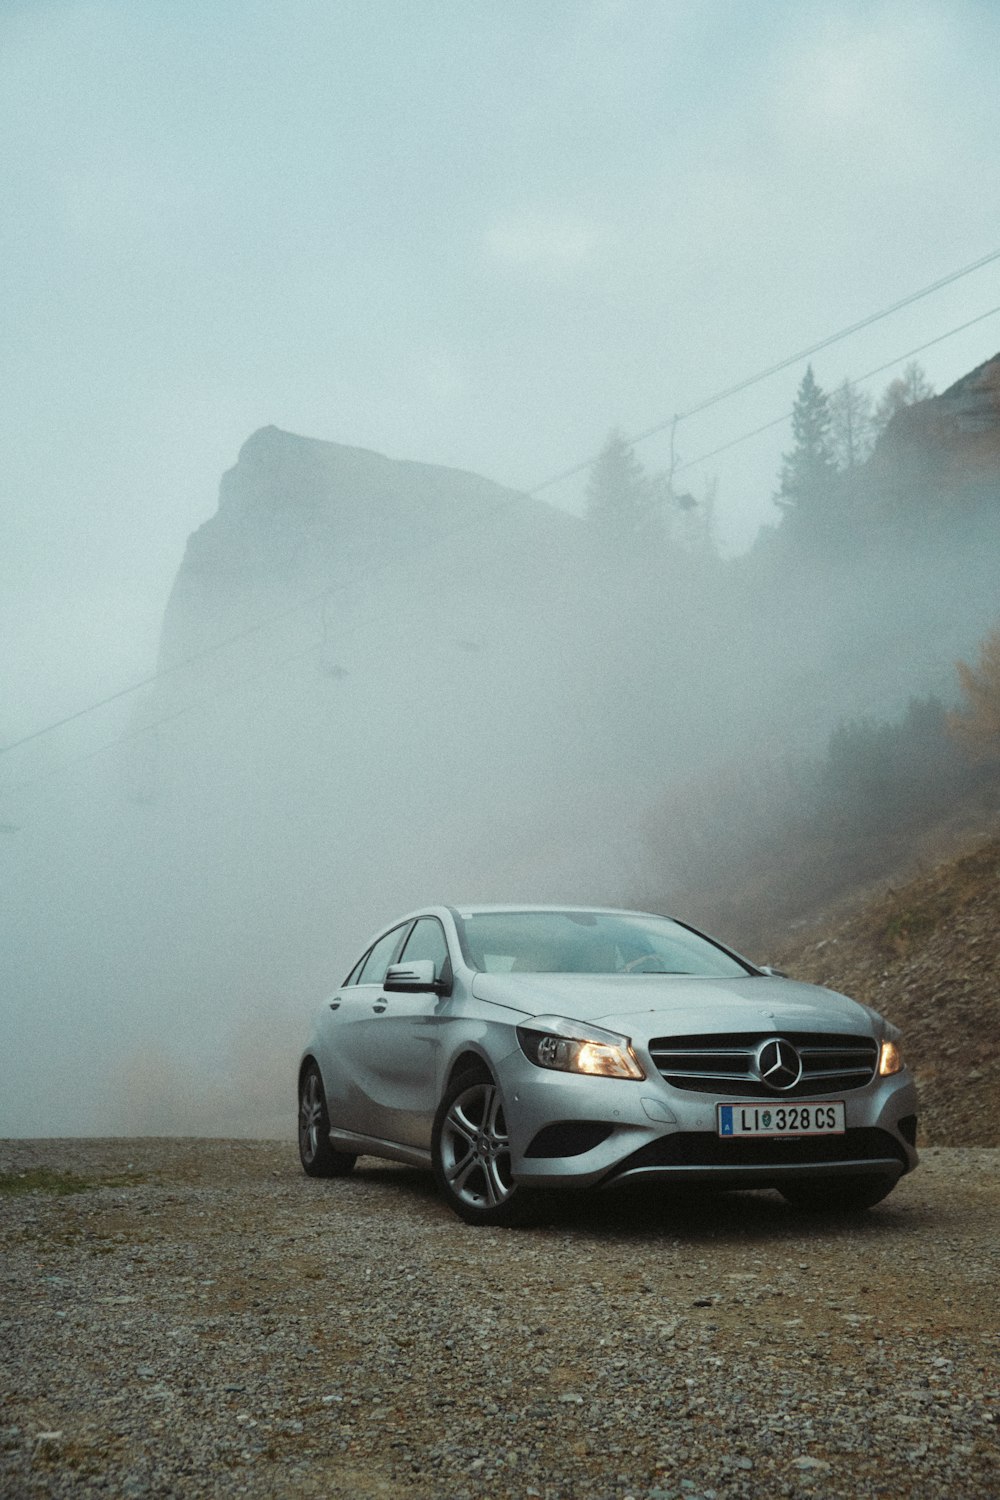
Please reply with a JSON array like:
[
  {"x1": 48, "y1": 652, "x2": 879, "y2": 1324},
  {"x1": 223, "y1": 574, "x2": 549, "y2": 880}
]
[{"x1": 297, "y1": 905, "x2": 917, "y2": 1225}]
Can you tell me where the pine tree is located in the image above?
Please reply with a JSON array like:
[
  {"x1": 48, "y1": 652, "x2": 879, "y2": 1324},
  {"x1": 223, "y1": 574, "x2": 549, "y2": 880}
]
[
  {"x1": 829, "y1": 378, "x2": 875, "y2": 470},
  {"x1": 775, "y1": 366, "x2": 838, "y2": 516},
  {"x1": 586, "y1": 430, "x2": 662, "y2": 543}
]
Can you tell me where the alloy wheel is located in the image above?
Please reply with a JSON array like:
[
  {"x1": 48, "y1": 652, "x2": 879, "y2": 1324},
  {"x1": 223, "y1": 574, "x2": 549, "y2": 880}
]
[
  {"x1": 299, "y1": 1069, "x2": 324, "y2": 1166},
  {"x1": 439, "y1": 1081, "x2": 514, "y2": 1211}
]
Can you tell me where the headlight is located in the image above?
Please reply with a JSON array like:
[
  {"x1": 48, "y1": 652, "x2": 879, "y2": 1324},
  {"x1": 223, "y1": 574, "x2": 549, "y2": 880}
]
[
  {"x1": 878, "y1": 1039, "x2": 904, "y2": 1076},
  {"x1": 517, "y1": 1017, "x2": 645, "y2": 1080}
]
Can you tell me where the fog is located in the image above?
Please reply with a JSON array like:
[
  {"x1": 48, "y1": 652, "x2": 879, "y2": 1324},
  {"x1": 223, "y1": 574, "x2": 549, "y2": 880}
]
[{"x1": 2, "y1": 2, "x2": 999, "y2": 1137}]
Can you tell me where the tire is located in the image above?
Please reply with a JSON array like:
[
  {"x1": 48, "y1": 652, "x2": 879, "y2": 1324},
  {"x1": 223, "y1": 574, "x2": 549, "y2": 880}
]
[
  {"x1": 780, "y1": 1174, "x2": 897, "y2": 1213},
  {"x1": 298, "y1": 1063, "x2": 357, "y2": 1178},
  {"x1": 432, "y1": 1071, "x2": 531, "y2": 1227}
]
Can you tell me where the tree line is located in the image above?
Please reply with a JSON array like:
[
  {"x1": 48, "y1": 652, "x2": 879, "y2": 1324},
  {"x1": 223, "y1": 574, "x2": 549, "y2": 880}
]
[
  {"x1": 584, "y1": 360, "x2": 936, "y2": 551},
  {"x1": 774, "y1": 360, "x2": 934, "y2": 532}
]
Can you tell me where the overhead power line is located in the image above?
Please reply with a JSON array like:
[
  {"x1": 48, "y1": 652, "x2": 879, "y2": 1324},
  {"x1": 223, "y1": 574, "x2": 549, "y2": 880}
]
[
  {"x1": 6, "y1": 296, "x2": 999, "y2": 816},
  {"x1": 2, "y1": 639, "x2": 325, "y2": 806},
  {"x1": 0, "y1": 499, "x2": 533, "y2": 760},
  {"x1": 3, "y1": 245, "x2": 999, "y2": 769},
  {"x1": 529, "y1": 244, "x2": 1000, "y2": 495},
  {"x1": 673, "y1": 302, "x2": 1000, "y2": 476},
  {"x1": 0, "y1": 583, "x2": 342, "y2": 757}
]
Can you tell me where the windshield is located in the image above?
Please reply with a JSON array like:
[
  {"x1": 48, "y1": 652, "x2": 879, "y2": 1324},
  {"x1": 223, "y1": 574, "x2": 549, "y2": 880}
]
[{"x1": 455, "y1": 910, "x2": 752, "y2": 978}]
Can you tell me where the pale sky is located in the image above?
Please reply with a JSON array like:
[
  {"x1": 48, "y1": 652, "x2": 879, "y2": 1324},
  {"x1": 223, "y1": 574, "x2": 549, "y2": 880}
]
[{"x1": 3, "y1": 0, "x2": 1000, "y2": 752}]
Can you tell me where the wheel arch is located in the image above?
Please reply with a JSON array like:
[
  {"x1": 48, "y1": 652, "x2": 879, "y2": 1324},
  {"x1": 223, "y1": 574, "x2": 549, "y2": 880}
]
[
  {"x1": 444, "y1": 1048, "x2": 494, "y2": 1094},
  {"x1": 298, "y1": 1053, "x2": 320, "y2": 1091}
]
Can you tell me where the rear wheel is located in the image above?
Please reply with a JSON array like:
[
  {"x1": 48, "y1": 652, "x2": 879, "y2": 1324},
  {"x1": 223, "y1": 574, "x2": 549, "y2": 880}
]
[
  {"x1": 298, "y1": 1063, "x2": 357, "y2": 1178},
  {"x1": 432, "y1": 1071, "x2": 530, "y2": 1226},
  {"x1": 780, "y1": 1175, "x2": 897, "y2": 1213}
]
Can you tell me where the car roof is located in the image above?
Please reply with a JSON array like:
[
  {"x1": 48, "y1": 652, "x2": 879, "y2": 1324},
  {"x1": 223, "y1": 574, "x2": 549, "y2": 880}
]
[{"x1": 449, "y1": 904, "x2": 666, "y2": 919}]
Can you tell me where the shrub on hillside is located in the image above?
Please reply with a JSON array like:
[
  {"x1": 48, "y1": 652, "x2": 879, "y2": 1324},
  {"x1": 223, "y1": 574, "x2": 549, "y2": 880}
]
[
  {"x1": 815, "y1": 696, "x2": 974, "y2": 839},
  {"x1": 648, "y1": 696, "x2": 988, "y2": 943},
  {"x1": 948, "y1": 626, "x2": 1000, "y2": 765}
]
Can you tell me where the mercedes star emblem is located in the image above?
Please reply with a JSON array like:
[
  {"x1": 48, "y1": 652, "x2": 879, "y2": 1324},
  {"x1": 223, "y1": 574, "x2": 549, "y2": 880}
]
[{"x1": 755, "y1": 1037, "x2": 803, "y2": 1092}]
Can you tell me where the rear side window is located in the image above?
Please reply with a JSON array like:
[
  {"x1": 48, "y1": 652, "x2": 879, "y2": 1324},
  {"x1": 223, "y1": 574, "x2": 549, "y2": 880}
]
[
  {"x1": 399, "y1": 917, "x2": 449, "y2": 976},
  {"x1": 357, "y1": 926, "x2": 407, "y2": 986},
  {"x1": 342, "y1": 953, "x2": 367, "y2": 987}
]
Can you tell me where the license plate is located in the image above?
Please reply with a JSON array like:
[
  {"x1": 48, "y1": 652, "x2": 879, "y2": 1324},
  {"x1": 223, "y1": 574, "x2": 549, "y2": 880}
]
[{"x1": 717, "y1": 1101, "x2": 845, "y2": 1137}]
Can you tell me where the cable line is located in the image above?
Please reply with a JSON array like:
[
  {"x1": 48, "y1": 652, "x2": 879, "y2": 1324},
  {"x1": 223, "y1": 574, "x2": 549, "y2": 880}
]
[
  {"x1": 4, "y1": 246, "x2": 999, "y2": 766},
  {"x1": 529, "y1": 244, "x2": 1000, "y2": 494},
  {"x1": 0, "y1": 497, "x2": 537, "y2": 759},
  {"x1": 2, "y1": 639, "x2": 325, "y2": 805},
  {"x1": 673, "y1": 303, "x2": 1000, "y2": 476},
  {"x1": 0, "y1": 583, "x2": 344, "y2": 757},
  {"x1": 7, "y1": 293, "x2": 997, "y2": 815}
]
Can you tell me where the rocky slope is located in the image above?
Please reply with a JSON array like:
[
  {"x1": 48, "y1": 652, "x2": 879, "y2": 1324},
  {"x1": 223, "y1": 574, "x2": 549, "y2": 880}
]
[
  {"x1": 775, "y1": 830, "x2": 1000, "y2": 1146},
  {"x1": 867, "y1": 352, "x2": 1000, "y2": 502}
]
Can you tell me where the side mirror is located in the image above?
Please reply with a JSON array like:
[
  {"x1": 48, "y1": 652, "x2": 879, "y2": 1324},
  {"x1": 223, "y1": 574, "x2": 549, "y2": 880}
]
[
  {"x1": 384, "y1": 959, "x2": 447, "y2": 994},
  {"x1": 757, "y1": 964, "x2": 788, "y2": 978}
]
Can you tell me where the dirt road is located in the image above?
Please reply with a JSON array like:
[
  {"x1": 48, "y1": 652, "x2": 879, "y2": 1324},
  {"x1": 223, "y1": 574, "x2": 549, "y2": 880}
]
[{"x1": 1, "y1": 1139, "x2": 997, "y2": 1499}]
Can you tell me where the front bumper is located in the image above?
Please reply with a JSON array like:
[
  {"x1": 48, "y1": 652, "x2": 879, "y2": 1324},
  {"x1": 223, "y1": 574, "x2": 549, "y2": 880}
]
[{"x1": 498, "y1": 1048, "x2": 919, "y2": 1192}]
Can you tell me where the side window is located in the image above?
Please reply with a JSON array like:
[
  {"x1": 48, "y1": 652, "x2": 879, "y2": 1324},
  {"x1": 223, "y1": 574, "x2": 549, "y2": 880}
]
[
  {"x1": 399, "y1": 917, "x2": 449, "y2": 976},
  {"x1": 357, "y1": 926, "x2": 406, "y2": 987},
  {"x1": 342, "y1": 952, "x2": 367, "y2": 987}
]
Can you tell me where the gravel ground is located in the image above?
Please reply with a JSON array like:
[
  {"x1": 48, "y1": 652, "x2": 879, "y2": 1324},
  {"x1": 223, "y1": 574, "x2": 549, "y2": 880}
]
[{"x1": 1, "y1": 1139, "x2": 997, "y2": 1500}]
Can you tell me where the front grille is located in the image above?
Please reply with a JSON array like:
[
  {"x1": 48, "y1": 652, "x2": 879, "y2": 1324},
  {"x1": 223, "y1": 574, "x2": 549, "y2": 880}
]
[
  {"x1": 648, "y1": 1031, "x2": 877, "y2": 1097},
  {"x1": 613, "y1": 1128, "x2": 908, "y2": 1174}
]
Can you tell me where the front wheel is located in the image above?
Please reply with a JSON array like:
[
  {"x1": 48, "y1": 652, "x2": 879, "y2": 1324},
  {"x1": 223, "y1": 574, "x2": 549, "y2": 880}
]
[
  {"x1": 780, "y1": 1174, "x2": 897, "y2": 1213},
  {"x1": 298, "y1": 1063, "x2": 357, "y2": 1178},
  {"x1": 432, "y1": 1072, "x2": 530, "y2": 1226}
]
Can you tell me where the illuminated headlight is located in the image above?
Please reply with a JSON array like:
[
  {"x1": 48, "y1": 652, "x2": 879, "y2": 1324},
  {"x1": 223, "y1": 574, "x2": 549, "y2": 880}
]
[
  {"x1": 517, "y1": 1017, "x2": 644, "y2": 1080},
  {"x1": 878, "y1": 1039, "x2": 904, "y2": 1076}
]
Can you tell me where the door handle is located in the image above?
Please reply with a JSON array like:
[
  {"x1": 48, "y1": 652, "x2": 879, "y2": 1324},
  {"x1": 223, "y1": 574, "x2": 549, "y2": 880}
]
[{"x1": 372, "y1": 1002, "x2": 387, "y2": 1014}]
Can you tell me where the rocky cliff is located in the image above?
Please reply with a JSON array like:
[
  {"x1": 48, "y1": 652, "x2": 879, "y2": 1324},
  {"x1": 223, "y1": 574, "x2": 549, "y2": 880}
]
[
  {"x1": 866, "y1": 352, "x2": 1000, "y2": 505},
  {"x1": 158, "y1": 425, "x2": 575, "y2": 673}
]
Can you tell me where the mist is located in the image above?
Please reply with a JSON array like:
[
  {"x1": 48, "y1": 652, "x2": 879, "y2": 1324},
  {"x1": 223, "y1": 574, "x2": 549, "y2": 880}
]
[
  {"x1": 2, "y1": 2, "x2": 999, "y2": 1137},
  {"x1": 4, "y1": 404, "x2": 999, "y2": 1137}
]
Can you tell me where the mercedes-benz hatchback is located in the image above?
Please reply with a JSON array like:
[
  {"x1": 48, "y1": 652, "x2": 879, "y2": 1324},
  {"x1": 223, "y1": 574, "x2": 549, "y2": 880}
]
[{"x1": 298, "y1": 905, "x2": 917, "y2": 1225}]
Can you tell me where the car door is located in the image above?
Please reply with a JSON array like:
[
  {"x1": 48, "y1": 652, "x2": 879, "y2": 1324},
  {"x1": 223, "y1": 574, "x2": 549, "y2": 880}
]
[
  {"x1": 323, "y1": 923, "x2": 410, "y2": 1139},
  {"x1": 366, "y1": 916, "x2": 454, "y2": 1148},
  {"x1": 313, "y1": 946, "x2": 369, "y2": 1131}
]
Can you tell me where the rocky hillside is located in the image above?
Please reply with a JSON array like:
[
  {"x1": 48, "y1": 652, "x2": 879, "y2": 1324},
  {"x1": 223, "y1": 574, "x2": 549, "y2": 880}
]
[
  {"x1": 775, "y1": 829, "x2": 1000, "y2": 1147},
  {"x1": 867, "y1": 351, "x2": 1000, "y2": 502}
]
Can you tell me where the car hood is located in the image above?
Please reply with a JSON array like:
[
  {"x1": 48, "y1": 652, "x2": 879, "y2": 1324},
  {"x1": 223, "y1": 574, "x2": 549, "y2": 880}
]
[{"x1": 469, "y1": 972, "x2": 877, "y2": 1038}]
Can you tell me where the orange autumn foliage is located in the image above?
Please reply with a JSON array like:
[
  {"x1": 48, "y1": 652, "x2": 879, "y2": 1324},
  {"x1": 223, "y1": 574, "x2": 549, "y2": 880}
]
[{"x1": 948, "y1": 627, "x2": 1000, "y2": 763}]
